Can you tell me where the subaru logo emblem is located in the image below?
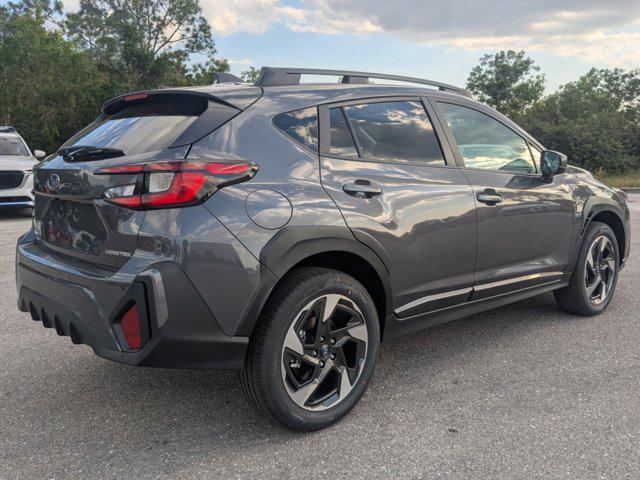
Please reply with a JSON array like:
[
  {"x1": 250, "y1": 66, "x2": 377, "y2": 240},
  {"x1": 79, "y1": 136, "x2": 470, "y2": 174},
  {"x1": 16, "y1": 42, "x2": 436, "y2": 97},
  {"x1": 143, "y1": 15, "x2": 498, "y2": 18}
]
[{"x1": 46, "y1": 173, "x2": 61, "y2": 191}]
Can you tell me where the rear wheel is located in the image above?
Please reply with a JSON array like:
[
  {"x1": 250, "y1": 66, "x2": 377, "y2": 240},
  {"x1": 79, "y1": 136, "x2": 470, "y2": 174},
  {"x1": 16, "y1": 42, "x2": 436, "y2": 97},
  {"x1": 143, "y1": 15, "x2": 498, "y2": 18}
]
[
  {"x1": 554, "y1": 222, "x2": 619, "y2": 316},
  {"x1": 240, "y1": 268, "x2": 380, "y2": 431}
]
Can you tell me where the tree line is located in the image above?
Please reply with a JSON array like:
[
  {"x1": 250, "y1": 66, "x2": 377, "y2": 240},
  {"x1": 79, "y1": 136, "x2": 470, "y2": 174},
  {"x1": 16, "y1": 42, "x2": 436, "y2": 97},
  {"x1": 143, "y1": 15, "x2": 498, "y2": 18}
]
[
  {"x1": 2, "y1": 1, "x2": 639, "y2": 175},
  {"x1": 468, "y1": 50, "x2": 640, "y2": 175}
]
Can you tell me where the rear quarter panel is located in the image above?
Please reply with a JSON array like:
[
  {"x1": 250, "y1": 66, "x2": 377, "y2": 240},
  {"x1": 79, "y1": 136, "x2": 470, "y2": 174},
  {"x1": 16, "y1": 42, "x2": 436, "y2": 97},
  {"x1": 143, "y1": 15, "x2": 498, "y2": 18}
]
[{"x1": 189, "y1": 92, "x2": 349, "y2": 261}]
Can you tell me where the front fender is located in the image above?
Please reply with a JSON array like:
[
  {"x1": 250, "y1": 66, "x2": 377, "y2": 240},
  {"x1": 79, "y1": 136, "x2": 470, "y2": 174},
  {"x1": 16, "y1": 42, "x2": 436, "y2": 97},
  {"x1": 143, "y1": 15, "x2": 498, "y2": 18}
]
[{"x1": 568, "y1": 189, "x2": 631, "y2": 272}]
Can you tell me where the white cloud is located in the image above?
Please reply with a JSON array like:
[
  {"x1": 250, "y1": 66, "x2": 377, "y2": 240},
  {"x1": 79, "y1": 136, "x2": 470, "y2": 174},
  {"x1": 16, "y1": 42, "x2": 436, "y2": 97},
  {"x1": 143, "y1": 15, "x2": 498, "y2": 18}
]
[
  {"x1": 228, "y1": 58, "x2": 255, "y2": 65},
  {"x1": 200, "y1": 0, "x2": 640, "y2": 68},
  {"x1": 201, "y1": 0, "x2": 382, "y2": 36},
  {"x1": 201, "y1": 0, "x2": 283, "y2": 35}
]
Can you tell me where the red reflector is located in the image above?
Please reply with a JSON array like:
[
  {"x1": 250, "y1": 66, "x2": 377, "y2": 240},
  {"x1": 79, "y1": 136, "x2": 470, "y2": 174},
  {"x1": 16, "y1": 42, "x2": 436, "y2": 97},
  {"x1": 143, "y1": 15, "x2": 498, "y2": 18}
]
[
  {"x1": 124, "y1": 92, "x2": 149, "y2": 102},
  {"x1": 120, "y1": 304, "x2": 141, "y2": 350}
]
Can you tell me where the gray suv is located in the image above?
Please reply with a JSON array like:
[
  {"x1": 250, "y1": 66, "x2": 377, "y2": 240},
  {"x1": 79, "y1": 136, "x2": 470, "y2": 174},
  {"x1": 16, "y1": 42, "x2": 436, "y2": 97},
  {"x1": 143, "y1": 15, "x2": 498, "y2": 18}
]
[{"x1": 16, "y1": 68, "x2": 631, "y2": 430}]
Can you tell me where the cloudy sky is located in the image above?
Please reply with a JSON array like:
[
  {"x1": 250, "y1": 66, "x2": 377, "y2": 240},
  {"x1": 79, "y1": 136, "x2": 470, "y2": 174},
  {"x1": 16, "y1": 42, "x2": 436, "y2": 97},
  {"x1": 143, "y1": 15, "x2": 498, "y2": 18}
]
[
  {"x1": 203, "y1": 0, "x2": 640, "y2": 91},
  {"x1": 60, "y1": 0, "x2": 640, "y2": 91}
]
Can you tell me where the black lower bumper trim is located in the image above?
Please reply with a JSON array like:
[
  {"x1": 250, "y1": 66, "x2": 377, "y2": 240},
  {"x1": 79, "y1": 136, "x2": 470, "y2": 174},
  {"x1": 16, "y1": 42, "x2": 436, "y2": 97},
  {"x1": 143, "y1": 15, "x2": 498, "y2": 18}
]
[{"x1": 17, "y1": 260, "x2": 249, "y2": 370}]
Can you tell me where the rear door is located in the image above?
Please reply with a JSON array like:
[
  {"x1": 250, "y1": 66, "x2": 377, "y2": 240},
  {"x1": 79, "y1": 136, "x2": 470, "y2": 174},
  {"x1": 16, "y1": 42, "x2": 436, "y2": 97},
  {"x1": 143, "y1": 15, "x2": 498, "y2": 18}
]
[
  {"x1": 319, "y1": 97, "x2": 477, "y2": 318},
  {"x1": 430, "y1": 97, "x2": 574, "y2": 299}
]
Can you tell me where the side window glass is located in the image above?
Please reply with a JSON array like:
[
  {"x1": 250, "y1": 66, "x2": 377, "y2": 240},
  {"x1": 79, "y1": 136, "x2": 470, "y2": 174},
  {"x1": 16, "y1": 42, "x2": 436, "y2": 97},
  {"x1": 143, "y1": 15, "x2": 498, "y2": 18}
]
[
  {"x1": 273, "y1": 107, "x2": 318, "y2": 152},
  {"x1": 438, "y1": 102, "x2": 536, "y2": 174},
  {"x1": 329, "y1": 108, "x2": 358, "y2": 158},
  {"x1": 343, "y1": 101, "x2": 445, "y2": 165}
]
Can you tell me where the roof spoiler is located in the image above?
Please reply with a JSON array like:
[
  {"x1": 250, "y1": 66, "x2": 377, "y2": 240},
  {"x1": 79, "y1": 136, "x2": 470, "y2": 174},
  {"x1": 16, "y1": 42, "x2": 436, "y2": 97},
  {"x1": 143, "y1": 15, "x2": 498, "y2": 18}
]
[
  {"x1": 254, "y1": 67, "x2": 472, "y2": 97},
  {"x1": 102, "y1": 88, "x2": 255, "y2": 115}
]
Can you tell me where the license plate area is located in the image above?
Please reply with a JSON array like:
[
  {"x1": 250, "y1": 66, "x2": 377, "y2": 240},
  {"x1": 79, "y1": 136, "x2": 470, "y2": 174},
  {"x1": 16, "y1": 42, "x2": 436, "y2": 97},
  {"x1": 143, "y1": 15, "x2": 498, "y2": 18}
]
[{"x1": 42, "y1": 199, "x2": 107, "y2": 255}]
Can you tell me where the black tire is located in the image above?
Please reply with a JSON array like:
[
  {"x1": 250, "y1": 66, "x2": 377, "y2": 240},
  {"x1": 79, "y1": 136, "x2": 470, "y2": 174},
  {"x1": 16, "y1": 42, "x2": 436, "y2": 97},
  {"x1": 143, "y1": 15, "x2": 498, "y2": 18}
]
[
  {"x1": 554, "y1": 221, "x2": 619, "y2": 316},
  {"x1": 240, "y1": 267, "x2": 380, "y2": 431}
]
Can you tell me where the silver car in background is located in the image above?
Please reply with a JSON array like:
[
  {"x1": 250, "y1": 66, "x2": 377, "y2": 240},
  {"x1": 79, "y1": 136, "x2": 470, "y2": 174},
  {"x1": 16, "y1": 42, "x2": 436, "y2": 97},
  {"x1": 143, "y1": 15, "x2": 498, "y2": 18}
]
[{"x1": 0, "y1": 126, "x2": 45, "y2": 208}]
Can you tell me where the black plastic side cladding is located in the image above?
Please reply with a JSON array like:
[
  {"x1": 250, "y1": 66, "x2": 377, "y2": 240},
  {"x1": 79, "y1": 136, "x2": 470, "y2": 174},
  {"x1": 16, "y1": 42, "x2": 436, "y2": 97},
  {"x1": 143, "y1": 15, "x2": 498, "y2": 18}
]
[
  {"x1": 246, "y1": 226, "x2": 393, "y2": 334},
  {"x1": 134, "y1": 261, "x2": 248, "y2": 369}
]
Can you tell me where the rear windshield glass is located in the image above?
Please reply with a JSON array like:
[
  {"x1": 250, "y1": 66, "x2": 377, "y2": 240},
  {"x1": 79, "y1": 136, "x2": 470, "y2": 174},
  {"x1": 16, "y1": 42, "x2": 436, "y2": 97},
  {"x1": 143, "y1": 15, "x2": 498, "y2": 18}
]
[
  {"x1": 0, "y1": 136, "x2": 29, "y2": 156},
  {"x1": 273, "y1": 107, "x2": 318, "y2": 152},
  {"x1": 64, "y1": 95, "x2": 207, "y2": 156}
]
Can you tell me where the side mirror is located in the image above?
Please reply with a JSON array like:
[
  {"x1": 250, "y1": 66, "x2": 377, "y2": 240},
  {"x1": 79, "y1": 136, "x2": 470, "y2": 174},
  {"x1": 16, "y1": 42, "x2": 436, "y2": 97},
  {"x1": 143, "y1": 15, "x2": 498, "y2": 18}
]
[
  {"x1": 33, "y1": 150, "x2": 46, "y2": 160},
  {"x1": 540, "y1": 150, "x2": 568, "y2": 176}
]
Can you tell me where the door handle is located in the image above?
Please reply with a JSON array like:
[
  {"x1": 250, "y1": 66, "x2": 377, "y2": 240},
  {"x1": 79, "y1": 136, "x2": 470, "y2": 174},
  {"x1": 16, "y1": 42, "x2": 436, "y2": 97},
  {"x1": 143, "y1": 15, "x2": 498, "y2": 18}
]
[
  {"x1": 476, "y1": 190, "x2": 503, "y2": 205},
  {"x1": 342, "y1": 180, "x2": 383, "y2": 198}
]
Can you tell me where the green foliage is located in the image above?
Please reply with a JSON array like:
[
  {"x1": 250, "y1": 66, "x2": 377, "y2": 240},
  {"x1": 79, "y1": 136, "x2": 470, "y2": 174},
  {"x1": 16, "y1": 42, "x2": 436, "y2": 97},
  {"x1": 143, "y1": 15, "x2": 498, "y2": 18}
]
[
  {"x1": 467, "y1": 50, "x2": 546, "y2": 120},
  {"x1": 190, "y1": 58, "x2": 231, "y2": 85},
  {"x1": 467, "y1": 51, "x2": 640, "y2": 175},
  {"x1": 64, "y1": 0, "x2": 227, "y2": 90},
  {"x1": 1, "y1": 0, "x2": 231, "y2": 152},
  {"x1": 0, "y1": 4, "x2": 116, "y2": 154},
  {"x1": 240, "y1": 66, "x2": 260, "y2": 84},
  {"x1": 520, "y1": 68, "x2": 640, "y2": 174}
]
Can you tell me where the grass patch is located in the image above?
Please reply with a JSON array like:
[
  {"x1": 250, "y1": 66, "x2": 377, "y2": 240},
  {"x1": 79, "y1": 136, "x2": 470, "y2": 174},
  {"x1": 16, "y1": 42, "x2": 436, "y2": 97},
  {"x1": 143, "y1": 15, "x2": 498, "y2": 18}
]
[{"x1": 595, "y1": 170, "x2": 640, "y2": 189}]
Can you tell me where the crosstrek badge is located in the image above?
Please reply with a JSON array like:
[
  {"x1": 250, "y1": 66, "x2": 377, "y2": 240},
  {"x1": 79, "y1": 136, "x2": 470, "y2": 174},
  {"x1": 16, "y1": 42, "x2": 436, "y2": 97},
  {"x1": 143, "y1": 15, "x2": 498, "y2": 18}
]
[{"x1": 103, "y1": 249, "x2": 132, "y2": 258}]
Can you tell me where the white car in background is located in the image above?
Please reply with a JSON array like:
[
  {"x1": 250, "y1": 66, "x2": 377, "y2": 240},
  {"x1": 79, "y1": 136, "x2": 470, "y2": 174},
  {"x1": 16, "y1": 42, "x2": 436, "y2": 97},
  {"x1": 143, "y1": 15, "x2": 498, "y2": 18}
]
[{"x1": 0, "y1": 126, "x2": 45, "y2": 208}]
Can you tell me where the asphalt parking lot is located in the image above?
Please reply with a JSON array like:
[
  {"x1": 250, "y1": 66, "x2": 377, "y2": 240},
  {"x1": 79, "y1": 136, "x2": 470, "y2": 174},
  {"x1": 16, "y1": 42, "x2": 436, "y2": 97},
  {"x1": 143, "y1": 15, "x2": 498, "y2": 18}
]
[{"x1": 1, "y1": 197, "x2": 639, "y2": 480}]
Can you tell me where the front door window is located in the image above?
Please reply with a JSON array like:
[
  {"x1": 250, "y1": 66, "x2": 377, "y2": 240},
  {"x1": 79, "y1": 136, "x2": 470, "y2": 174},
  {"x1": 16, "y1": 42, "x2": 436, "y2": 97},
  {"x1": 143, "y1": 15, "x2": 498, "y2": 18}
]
[{"x1": 438, "y1": 102, "x2": 536, "y2": 174}]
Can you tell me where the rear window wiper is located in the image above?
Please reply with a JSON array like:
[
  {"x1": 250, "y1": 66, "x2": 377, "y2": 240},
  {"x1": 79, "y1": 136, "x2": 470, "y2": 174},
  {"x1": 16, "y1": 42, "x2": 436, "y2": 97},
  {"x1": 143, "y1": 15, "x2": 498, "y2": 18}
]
[{"x1": 58, "y1": 145, "x2": 125, "y2": 162}]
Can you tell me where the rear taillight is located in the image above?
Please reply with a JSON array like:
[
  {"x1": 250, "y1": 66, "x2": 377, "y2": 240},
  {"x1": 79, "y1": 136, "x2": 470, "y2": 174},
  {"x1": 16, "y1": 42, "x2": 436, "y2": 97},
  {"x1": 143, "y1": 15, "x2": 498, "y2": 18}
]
[
  {"x1": 120, "y1": 304, "x2": 141, "y2": 350},
  {"x1": 97, "y1": 160, "x2": 258, "y2": 209}
]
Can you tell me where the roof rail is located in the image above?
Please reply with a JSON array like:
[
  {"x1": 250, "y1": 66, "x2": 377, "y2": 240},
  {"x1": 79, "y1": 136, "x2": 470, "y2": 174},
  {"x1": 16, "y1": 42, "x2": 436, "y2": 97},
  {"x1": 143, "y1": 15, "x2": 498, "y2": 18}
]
[
  {"x1": 0, "y1": 126, "x2": 17, "y2": 133},
  {"x1": 254, "y1": 67, "x2": 472, "y2": 97}
]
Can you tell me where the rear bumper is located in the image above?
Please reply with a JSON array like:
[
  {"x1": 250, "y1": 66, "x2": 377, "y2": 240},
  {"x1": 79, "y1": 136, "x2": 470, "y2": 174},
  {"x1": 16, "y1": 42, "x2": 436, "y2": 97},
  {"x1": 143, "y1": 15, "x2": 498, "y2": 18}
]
[{"x1": 16, "y1": 235, "x2": 248, "y2": 369}]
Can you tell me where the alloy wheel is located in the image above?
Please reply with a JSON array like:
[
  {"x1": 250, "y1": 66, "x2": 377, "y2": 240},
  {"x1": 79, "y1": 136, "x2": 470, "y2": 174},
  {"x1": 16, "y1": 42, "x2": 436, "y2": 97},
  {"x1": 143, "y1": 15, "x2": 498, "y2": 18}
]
[
  {"x1": 281, "y1": 294, "x2": 368, "y2": 411},
  {"x1": 584, "y1": 235, "x2": 616, "y2": 305}
]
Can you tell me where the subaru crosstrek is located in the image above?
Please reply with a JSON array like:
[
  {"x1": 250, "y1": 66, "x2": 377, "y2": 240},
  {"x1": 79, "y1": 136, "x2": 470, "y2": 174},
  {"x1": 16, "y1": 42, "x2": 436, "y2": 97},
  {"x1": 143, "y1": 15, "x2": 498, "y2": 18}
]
[{"x1": 16, "y1": 68, "x2": 631, "y2": 430}]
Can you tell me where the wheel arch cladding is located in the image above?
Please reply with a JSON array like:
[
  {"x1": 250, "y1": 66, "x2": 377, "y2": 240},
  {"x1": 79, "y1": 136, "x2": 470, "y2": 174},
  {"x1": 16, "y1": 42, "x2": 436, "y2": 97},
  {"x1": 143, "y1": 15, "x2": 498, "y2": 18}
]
[
  {"x1": 591, "y1": 210, "x2": 626, "y2": 260},
  {"x1": 258, "y1": 226, "x2": 392, "y2": 339}
]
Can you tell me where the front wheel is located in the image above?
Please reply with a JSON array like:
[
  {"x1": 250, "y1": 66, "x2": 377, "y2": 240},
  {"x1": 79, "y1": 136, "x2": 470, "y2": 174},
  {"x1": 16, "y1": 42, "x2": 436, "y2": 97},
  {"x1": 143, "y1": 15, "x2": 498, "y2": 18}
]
[
  {"x1": 240, "y1": 268, "x2": 380, "y2": 431},
  {"x1": 554, "y1": 221, "x2": 619, "y2": 316}
]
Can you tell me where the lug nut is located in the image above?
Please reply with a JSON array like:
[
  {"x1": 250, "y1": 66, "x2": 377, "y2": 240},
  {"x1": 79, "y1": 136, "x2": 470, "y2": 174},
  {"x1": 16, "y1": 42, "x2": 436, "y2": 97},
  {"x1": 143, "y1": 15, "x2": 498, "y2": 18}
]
[
  {"x1": 319, "y1": 361, "x2": 325, "y2": 368},
  {"x1": 330, "y1": 354, "x2": 335, "y2": 359},
  {"x1": 329, "y1": 338, "x2": 336, "y2": 345},
  {"x1": 319, "y1": 336, "x2": 325, "y2": 343},
  {"x1": 312, "y1": 350, "x2": 317, "y2": 357}
]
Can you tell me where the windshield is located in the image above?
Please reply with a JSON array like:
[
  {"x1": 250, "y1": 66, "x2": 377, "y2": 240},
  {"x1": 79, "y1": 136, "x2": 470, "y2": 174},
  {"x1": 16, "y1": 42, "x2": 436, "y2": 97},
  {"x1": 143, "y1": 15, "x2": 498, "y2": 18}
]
[
  {"x1": 0, "y1": 136, "x2": 29, "y2": 156},
  {"x1": 64, "y1": 95, "x2": 207, "y2": 156}
]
